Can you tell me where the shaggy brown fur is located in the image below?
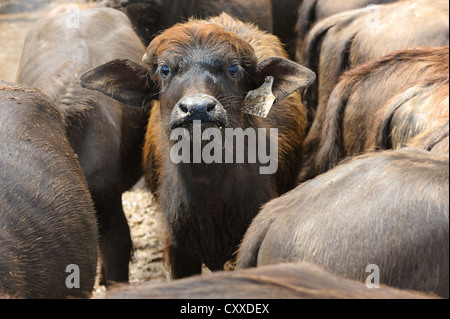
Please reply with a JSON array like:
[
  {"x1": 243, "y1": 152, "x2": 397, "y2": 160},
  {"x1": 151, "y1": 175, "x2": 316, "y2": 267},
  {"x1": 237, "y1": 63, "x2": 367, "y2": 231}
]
[
  {"x1": 143, "y1": 14, "x2": 311, "y2": 278},
  {"x1": 298, "y1": 46, "x2": 448, "y2": 180},
  {"x1": 16, "y1": 7, "x2": 148, "y2": 285}
]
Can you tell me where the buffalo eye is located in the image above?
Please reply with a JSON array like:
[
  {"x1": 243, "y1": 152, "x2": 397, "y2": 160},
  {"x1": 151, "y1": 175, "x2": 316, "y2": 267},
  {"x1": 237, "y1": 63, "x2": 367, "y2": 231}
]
[
  {"x1": 228, "y1": 65, "x2": 239, "y2": 78},
  {"x1": 160, "y1": 65, "x2": 170, "y2": 78}
]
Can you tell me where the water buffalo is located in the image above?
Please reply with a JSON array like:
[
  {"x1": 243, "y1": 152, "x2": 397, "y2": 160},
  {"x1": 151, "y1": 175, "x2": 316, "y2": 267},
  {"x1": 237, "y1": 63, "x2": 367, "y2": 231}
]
[
  {"x1": 81, "y1": 13, "x2": 315, "y2": 278},
  {"x1": 15, "y1": 7, "x2": 148, "y2": 285},
  {"x1": 298, "y1": 0, "x2": 449, "y2": 178},
  {"x1": 238, "y1": 148, "x2": 449, "y2": 298},
  {"x1": 0, "y1": 81, "x2": 98, "y2": 299},
  {"x1": 300, "y1": 46, "x2": 449, "y2": 180},
  {"x1": 105, "y1": 0, "x2": 302, "y2": 59},
  {"x1": 112, "y1": 0, "x2": 273, "y2": 47},
  {"x1": 100, "y1": 262, "x2": 438, "y2": 299}
]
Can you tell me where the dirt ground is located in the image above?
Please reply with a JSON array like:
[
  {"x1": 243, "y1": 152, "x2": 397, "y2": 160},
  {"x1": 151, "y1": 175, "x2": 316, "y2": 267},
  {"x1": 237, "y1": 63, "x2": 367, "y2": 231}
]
[
  {"x1": 117, "y1": 180, "x2": 169, "y2": 282},
  {"x1": 0, "y1": 0, "x2": 170, "y2": 296},
  {"x1": 93, "y1": 180, "x2": 170, "y2": 297}
]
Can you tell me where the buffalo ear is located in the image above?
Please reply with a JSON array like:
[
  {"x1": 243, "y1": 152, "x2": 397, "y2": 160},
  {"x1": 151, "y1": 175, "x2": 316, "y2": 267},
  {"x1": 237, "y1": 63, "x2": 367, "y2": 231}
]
[
  {"x1": 252, "y1": 57, "x2": 316, "y2": 103},
  {"x1": 80, "y1": 59, "x2": 157, "y2": 107}
]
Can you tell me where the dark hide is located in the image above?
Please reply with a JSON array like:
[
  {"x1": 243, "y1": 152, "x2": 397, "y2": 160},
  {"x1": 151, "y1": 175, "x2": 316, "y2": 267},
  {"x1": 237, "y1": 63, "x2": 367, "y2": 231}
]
[
  {"x1": 0, "y1": 81, "x2": 98, "y2": 298},
  {"x1": 15, "y1": 7, "x2": 148, "y2": 285},
  {"x1": 237, "y1": 148, "x2": 449, "y2": 298}
]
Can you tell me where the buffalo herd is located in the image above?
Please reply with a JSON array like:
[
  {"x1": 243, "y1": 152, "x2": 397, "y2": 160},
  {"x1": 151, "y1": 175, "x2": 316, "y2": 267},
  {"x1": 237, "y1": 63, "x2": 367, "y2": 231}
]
[{"x1": 0, "y1": 0, "x2": 448, "y2": 299}]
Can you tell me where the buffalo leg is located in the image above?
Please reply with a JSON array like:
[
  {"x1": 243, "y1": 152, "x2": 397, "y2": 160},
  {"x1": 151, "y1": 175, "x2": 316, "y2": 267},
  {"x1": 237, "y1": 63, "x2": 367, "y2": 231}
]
[
  {"x1": 96, "y1": 193, "x2": 132, "y2": 285},
  {"x1": 166, "y1": 236, "x2": 202, "y2": 279}
]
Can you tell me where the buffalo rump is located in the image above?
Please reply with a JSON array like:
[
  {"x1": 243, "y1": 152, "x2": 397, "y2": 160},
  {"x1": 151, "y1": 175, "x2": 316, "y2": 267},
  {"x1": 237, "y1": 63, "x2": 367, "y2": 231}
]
[
  {"x1": 301, "y1": 46, "x2": 449, "y2": 180},
  {"x1": 101, "y1": 262, "x2": 438, "y2": 299},
  {"x1": 238, "y1": 148, "x2": 449, "y2": 298},
  {"x1": 115, "y1": 0, "x2": 274, "y2": 47},
  {"x1": 0, "y1": 81, "x2": 98, "y2": 299}
]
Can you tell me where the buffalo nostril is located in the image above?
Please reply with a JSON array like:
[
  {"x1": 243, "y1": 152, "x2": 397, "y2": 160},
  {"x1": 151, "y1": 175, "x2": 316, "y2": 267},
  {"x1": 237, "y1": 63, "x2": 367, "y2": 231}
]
[
  {"x1": 179, "y1": 103, "x2": 189, "y2": 114},
  {"x1": 206, "y1": 102, "x2": 216, "y2": 112}
]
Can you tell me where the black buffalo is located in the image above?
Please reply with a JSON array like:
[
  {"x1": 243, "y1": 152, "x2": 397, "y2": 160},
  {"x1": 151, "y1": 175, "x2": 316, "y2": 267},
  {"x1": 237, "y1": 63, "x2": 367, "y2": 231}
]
[
  {"x1": 238, "y1": 148, "x2": 449, "y2": 298},
  {"x1": 16, "y1": 7, "x2": 148, "y2": 285},
  {"x1": 0, "y1": 81, "x2": 98, "y2": 299}
]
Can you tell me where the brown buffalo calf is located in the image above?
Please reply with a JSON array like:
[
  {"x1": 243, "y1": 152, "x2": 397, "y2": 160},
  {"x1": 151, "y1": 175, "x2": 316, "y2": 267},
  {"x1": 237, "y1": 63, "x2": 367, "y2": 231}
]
[
  {"x1": 300, "y1": 46, "x2": 449, "y2": 179},
  {"x1": 100, "y1": 262, "x2": 438, "y2": 299},
  {"x1": 81, "y1": 13, "x2": 315, "y2": 278},
  {"x1": 375, "y1": 73, "x2": 449, "y2": 153},
  {"x1": 238, "y1": 148, "x2": 449, "y2": 298}
]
